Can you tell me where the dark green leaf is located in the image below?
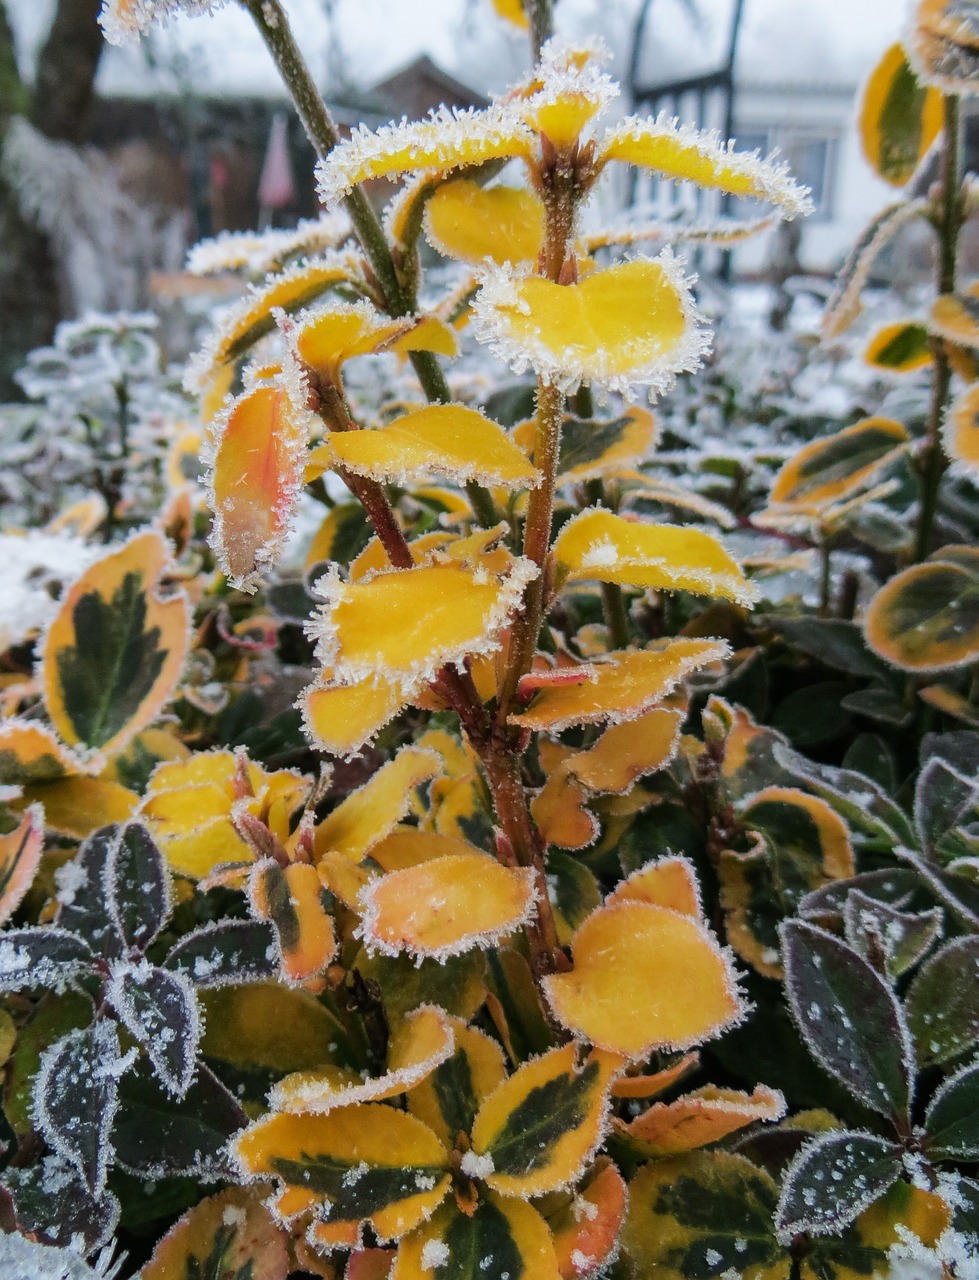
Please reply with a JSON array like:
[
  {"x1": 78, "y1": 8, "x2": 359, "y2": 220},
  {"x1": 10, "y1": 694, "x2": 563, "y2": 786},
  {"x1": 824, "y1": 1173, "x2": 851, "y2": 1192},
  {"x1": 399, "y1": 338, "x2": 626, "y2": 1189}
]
[
  {"x1": 781, "y1": 920, "x2": 914, "y2": 1121},
  {"x1": 840, "y1": 686, "x2": 912, "y2": 728},
  {"x1": 108, "y1": 963, "x2": 199, "y2": 1096},
  {"x1": 269, "y1": 1153, "x2": 445, "y2": 1222},
  {"x1": 925, "y1": 1059, "x2": 979, "y2": 1159},
  {"x1": 106, "y1": 821, "x2": 171, "y2": 950},
  {"x1": 775, "y1": 619, "x2": 891, "y2": 680},
  {"x1": 842, "y1": 890, "x2": 943, "y2": 979},
  {"x1": 775, "y1": 1130, "x2": 902, "y2": 1239},
  {"x1": 430, "y1": 1198, "x2": 525, "y2": 1280},
  {"x1": 771, "y1": 682, "x2": 853, "y2": 747},
  {"x1": 841, "y1": 734, "x2": 898, "y2": 794},
  {"x1": 774, "y1": 744, "x2": 916, "y2": 847},
  {"x1": 914, "y1": 757, "x2": 979, "y2": 856},
  {"x1": 798, "y1": 869, "x2": 921, "y2": 927},
  {"x1": 56, "y1": 826, "x2": 125, "y2": 957},
  {"x1": 482, "y1": 1059, "x2": 600, "y2": 1178},
  {"x1": 164, "y1": 920, "x2": 277, "y2": 988},
  {"x1": 2, "y1": 1157, "x2": 119, "y2": 1251},
  {"x1": 0, "y1": 926, "x2": 93, "y2": 992},
  {"x1": 906, "y1": 936, "x2": 979, "y2": 1066}
]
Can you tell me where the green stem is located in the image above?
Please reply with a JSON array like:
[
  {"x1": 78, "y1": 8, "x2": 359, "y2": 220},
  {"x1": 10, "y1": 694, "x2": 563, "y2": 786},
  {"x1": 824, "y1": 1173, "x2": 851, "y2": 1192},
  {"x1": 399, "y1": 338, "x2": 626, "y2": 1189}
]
[
  {"x1": 818, "y1": 537, "x2": 832, "y2": 617},
  {"x1": 527, "y1": 0, "x2": 554, "y2": 61},
  {"x1": 584, "y1": 477, "x2": 630, "y2": 648},
  {"x1": 915, "y1": 94, "x2": 963, "y2": 563}
]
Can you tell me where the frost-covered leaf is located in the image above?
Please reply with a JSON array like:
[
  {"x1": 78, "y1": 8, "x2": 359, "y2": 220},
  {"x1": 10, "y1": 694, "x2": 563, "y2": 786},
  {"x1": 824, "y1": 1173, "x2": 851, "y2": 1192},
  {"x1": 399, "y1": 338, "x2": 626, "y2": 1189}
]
[
  {"x1": 552, "y1": 508, "x2": 757, "y2": 605},
  {"x1": 550, "y1": 407, "x2": 656, "y2": 480},
  {"x1": 470, "y1": 1044, "x2": 615, "y2": 1198},
  {"x1": 0, "y1": 925, "x2": 94, "y2": 1003},
  {"x1": 598, "y1": 115, "x2": 812, "y2": 217},
  {"x1": 407, "y1": 1017, "x2": 507, "y2": 1151},
  {"x1": 859, "y1": 43, "x2": 942, "y2": 186},
  {"x1": 911, "y1": 0, "x2": 979, "y2": 93},
  {"x1": 931, "y1": 284, "x2": 979, "y2": 349},
  {"x1": 54, "y1": 827, "x2": 126, "y2": 956},
  {"x1": 548, "y1": 1158, "x2": 627, "y2": 1280},
  {"x1": 542, "y1": 902, "x2": 744, "y2": 1058},
  {"x1": 233, "y1": 1103, "x2": 451, "y2": 1241},
  {"x1": 781, "y1": 920, "x2": 914, "y2": 1120},
  {"x1": 107, "y1": 960, "x2": 199, "y2": 1096},
  {"x1": 314, "y1": 745, "x2": 442, "y2": 862},
  {"x1": 620, "y1": 1151, "x2": 789, "y2": 1280},
  {"x1": 864, "y1": 547, "x2": 979, "y2": 673},
  {"x1": 905, "y1": 935, "x2": 979, "y2": 1065},
  {"x1": 1, "y1": 1156, "x2": 119, "y2": 1253},
  {"x1": 303, "y1": 674, "x2": 409, "y2": 760},
  {"x1": 775, "y1": 1130, "x2": 902, "y2": 1240},
  {"x1": 33, "y1": 1020, "x2": 133, "y2": 1194},
  {"x1": 105, "y1": 820, "x2": 170, "y2": 951},
  {"x1": 0, "y1": 806, "x2": 44, "y2": 926},
  {"x1": 359, "y1": 852, "x2": 536, "y2": 959},
  {"x1": 767, "y1": 417, "x2": 909, "y2": 511},
  {"x1": 864, "y1": 320, "x2": 932, "y2": 372},
  {"x1": 164, "y1": 918, "x2": 277, "y2": 988},
  {"x1": 113, "y1": 1057, "x2": 245, "y2": 1178},
  {"x1": 843, "y1": 890, "x2": 943, "y2": 979},
  {"x1": 564, "y1": 708, "x2": 682, "y2": 795},
  {"x1": 40, "y1": 530, "x2": 190, "y2": 756},
  {"x1": 822, "y1": 199, "x2": 929, "y2": 338},
  {"x1": 607, "y1": 856, "x2": 702, "y2": 917},
  {"x1": 141, "y1": 1185, "x2": 289, "y2": 1280},
  {"x1": 325, "y1": 403, "x2": 540, "y2": 490},
  {"x1": 270, "y1": 1005, "x2": 455, "y2": 1115},
  {"x1": 424, "y1": 178, "x2": 544, "y2": 266},
  {"x1": 510, "y1": 640, "x2": 729, "y2": 731},
  {"x1": 473, "y1": 254, "x2": 709, "y2": 397},
  {"x1": 915, "y1": 755, "x2": 979, "y2": 854},
  {"x1": 207, "y1": 376, "x2": 312, "y2": 592},
  {"x1": 924, "y1": 1057, "x2": 979, "y2": 1159},
  {"x1": 943, "y1": 380, "x2": 979, "y2": 479},
  {"x1": 292, "y1": 298, "x2": 421, "y2": 384},
  {"x1": 310, "y1": 559, "x2": 536, "y2": 689},
  {"x1": 358, "y1": 945, "x2": 487, "y2": 1026},
  {"x1": 393, "y1": 1193, "x2": 561, "y2": 1280},
  {"x1": 619, "y1": 1084, "x2": 786, "y2": 1156},
  {"x1": 249, "y1": 859, "x2": 337, "y2": 985}
]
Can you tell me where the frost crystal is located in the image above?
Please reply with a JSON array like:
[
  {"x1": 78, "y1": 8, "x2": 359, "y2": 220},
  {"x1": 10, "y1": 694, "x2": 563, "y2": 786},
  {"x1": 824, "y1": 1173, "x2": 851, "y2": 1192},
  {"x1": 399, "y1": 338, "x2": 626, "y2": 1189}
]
[
  {"x1": 99, "y1": 0, "x2": 229, "y2": 45},
  {"x1": 420, "y1": 1238, "x2": 450, "y2": 1271},
  {"x1": 459, "y1": 1150, "x2": 495, "y2": 1180}
]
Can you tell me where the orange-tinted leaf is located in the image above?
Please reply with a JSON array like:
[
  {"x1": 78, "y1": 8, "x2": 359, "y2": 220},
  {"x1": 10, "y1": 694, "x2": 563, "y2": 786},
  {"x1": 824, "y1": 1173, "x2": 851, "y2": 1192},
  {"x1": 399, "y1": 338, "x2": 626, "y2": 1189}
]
[
  {"x1": 326, "y1": 403, "x2": 540, "y2": 490},
  {"x1": 943, "y1": 381, "x2": 979, "y2": 479},
  {"x1": 610, "y1": 1052, "x2": 700, "y2": 1100},
  {"x1": 930, "y1": 285, "x2": 979, "y2": 349},
  {"x1": 141, "y1": 1186, "x2": 289, "y2": 1280},
  {"x1": 470, "y1": 1044, "x2": 615, "y2": 1197},
  {"x1": 510, "y1": 641, "x2": 729, "y2": 731},
  {"x1": 473, "y1": 255, "x2": 708, "y2": 396},
  {"x1": 303, "y1": 676, "x2": 409, "y2": 759},
  {"x1": 549, "y1": 1159, "x2": 628, "y2": 1280},
  {"x1": 859, "y1": 43, "x2": 943, "y2": 186},
  {"x1": 21, "y1": 776, "x2": 137, "y2": 838},
  {"x1": 41, "y1": 530, "x2": 190, "y2": 755},
  {"x1": 542, "y1": 902, "x2": 744, "y2": 1058},
  {"x1": 0, "y1": 807, "x2": 44, "y2": 925},
  {"x1": 0, "y1": 720, "x2": 88, "y2": 787},
  {"x1": 271, "y1": 1005, "x2": 455, "y2": 1115},
  {"x1": 314, "y1": 746, "x2": 442, "y2": 862},
  {"x1": 566, "y1": 708, "x2": 682, "y2": 794},
  {"x1": 532, "y1": 767, "x2": 598, "y2": 851},
  {"x1": 618, "y1": 1083, "x2": 786, "y2": 1154},
  {"x1": 606, "y1": 855, "x2": 702, "y2": 917},
  {"x1": 864, "y1": 548, "x2": 979, "y2": 672},
  {"x1": 424, "y1": 179, "x2": 544, "y2": 266},
  {"x1": 234, "y1": 1104, "x2": 450, "y2": 1243},
  {"x1": 360, "y1": 852, "x2": 536, "y2": 959},
  {"x1": 553, "y1": 509, "x2": 757, "y2": 605},
  {"x1": 910, "y1": 0, "x2": 979, "y2": 94},
  {"x1": 208, "y1": 378, "x2": 310, "y2": 591},
  {"x1": 368, "y1": 827, "x2": 483, "y2": 873},
  {"x1": 249, "y1": 859, "x2": 337, "y2": 986}
]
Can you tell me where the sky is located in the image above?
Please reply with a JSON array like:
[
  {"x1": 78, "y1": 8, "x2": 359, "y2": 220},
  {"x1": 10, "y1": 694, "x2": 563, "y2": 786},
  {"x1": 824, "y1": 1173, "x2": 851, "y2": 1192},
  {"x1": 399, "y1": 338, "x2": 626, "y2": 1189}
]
[{"x1": 7, "y1": 0, "x2": 911, "y2": 100}]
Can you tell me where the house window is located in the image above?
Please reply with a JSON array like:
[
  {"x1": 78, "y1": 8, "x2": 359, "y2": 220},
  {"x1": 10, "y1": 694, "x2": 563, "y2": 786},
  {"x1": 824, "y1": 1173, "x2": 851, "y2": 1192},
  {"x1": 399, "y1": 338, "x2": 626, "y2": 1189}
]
[{"x1": 734, "y1": 127, "x2": 838, "y2": 220}]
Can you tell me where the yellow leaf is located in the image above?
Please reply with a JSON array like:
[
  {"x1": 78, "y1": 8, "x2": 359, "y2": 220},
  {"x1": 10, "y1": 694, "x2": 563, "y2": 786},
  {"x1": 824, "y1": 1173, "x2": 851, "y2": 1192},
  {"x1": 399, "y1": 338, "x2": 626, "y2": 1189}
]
[
  {"x1": 407, "y1": 1018, "x2": 507, "y2": 1150},
  {"x1": 513, "y1": 407, "x2": 656, "y2": 482},
  {"x1": 864, "y1": 547, "x2": 979, "y2": 672},
  {"x1": 303, "y1": 503, "x2": 373, "y2": 572},
  {"x1": 22, "y1": 776, "x2": 137, "y2": 838},
  {"x1": 943, "y1": 380, "x2": 979, "y2": 479},
  {"x1": 41, "y1": 530, "x2": 190, "y2": 756},
  {"x1": 367, "y1": 827, "x2": 484, "y2": 873},
  {"x1": 510, "y1": 640, "x2": 729, "y2": 731},
  {"x1": 302, "y1": 675, "x2": 409, "y2": 759},
  {"x1": 293, "y1": 299, "x2": 415, "y2": 385},
  {"x1": 390, "y1": 315, "x2": 460, "y2": 359},
  {"x1": 859, "y1": 43, "x2": 943, "y2": 186},
  {"x1": 566, "y1": 708, "x2": 682, "y2": 794},
  {"x1": 424, "y1": 179, "x2": 544, "y2": 266},
  {"x1": 141, "y1": 1187, "x2": 289, "y2": 1280},
  {"x1": 208, "y1": 378, "x2": 310, "y2": 591},
  {"x1": 326, "y1": 403, "x2": 541, "y2": 490},
  {"x1": 248, "y1": 860, "x2": 337, "y2": 986},
  {"x1": 618, "y1": 1083, "x2": 786, "y2": 1155},
  {"x1": 910, "y1": 0, "x2": 979, "y2": 94},
  {"x1": 768, "y1": 417, "x2": 910, "y2": 510},
  {"x1": 542, "y1": 902, "x2": 744, "y2": 1058},
  {"x1": 598, "y1": 117, "x2": 812, "y2": 218},
  {"x1": 531, "y1": 767, "x2": 598, "y2": 851},
  {"x1": 201, "y1": 982, "x2": 348, "y2": 1074},
  {"x1": 930, "y1": 284, "x2": 979, "y2": 349},
  {"x1": 233, "y1": 1104, "x2": 451, "y2": 1243},
  {"x1": 553, "y1": 508, "x2": 758, "y2": 605},
  {"x1": 606, "y1": 855, "x2": 702, "y2": 917},
  {"x1": 317, "y1": 107, "x2": 534, "y2": 207},
  {"x1": 610, "y1": 1052, "x2": 700, "y2": 1100},
  {"x1": 314, "y1": 746, "x2": 442, "y2": 862},
  {"x1": 393, "y1": 1194, "x2": 561, "y2": 1280},
  {"x1": 46, "y1": 494, "x2": 108, "y2": 537},
  {"x1": 0, "y1": 807, "x2": 44, "y2": 924},
  {"x1": 491, "y1": 0, "x2": 527, "y2": 30},
  {"x1": 0, "y1": 720, "x2": 90, "y2": 787},
  {"x1": 350, "y1": 531, "x2": 448, "y2": 582},
  {"x1": 185, "y1": 253, "x2": 365, "y2": 392},
  {"x1": 864, "y1": 320, "x2": 933, "y2": 373},
  {"x1": 310, "y1": 558, "x2": 537, "y2": 689},
  {"x1": 359, "y1": 852, "x2": 536, "y2": 958},
  {"x1": 470, "y1": 1044, "x2": 616, "y2": 1197},
  {"x1": 473, "y1": 255, "x2": 708, "y2": 396},
  {"x1": 270, "y1": 1005, "x2": 455, "y2": 1115}
]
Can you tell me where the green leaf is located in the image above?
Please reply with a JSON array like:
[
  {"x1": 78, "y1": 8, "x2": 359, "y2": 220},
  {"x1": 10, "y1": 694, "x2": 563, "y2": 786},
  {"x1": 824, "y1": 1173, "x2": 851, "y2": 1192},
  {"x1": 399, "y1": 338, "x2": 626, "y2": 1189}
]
[
  {"x1": 782, "y1": 920, "x2": 914, "y2": 1121},
  {"x1": 914, "y1": 756, "x2": 979, "y2": 857},
  {"x1": 774, "y1": 619, "x2": 891, "y2": 680},
  {"x1": 905, "y1": 936, "x2": 979, "y2": 1066},
  {"x1": 842, "y1": 890, "x2": 943, "y2": 979},
  {"x1": 480, "y1": 1058, "x2": 601, "y2": 1180},
  {"x1": 106, "y1": 821, "x2": 171, "y2": 951},
  {"x1": 775, "y1": 1130, "x2": 902, "y2": 1239},
  {"x1": 925, "y1": 1059, "x2": 979, "y2": 1159},
  {"x1": 770, "y1": 682, "x2": 853, "y2": 748}
]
